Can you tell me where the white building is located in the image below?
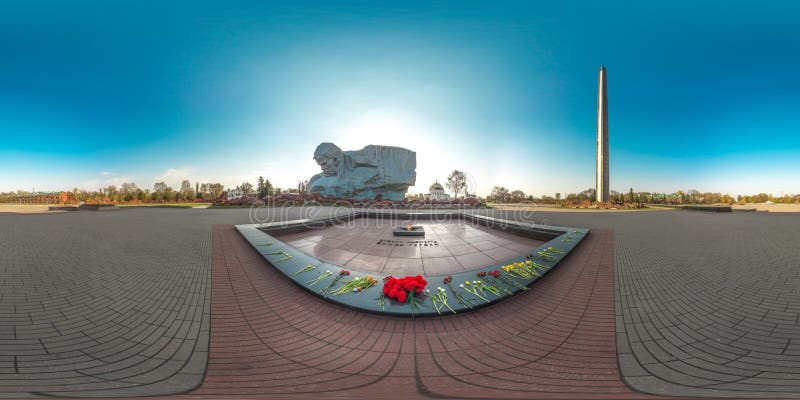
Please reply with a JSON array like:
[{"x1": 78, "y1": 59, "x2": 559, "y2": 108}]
[
  {"x1": 426, "y1": 181, "x2": 450, "y2": 201},
  {"x1": 226, "y1": 188, "x2": 247, "y2": 201}
]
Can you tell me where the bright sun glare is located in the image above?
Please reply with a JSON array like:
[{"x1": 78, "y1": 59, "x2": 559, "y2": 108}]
[{"x1": 332, "y1": 110, "x2": 458, "y2": 194}]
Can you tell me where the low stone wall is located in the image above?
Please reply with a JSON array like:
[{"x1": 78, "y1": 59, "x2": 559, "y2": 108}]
[
  {"x1": 238, "y1": 210, "x2": 590, "y2": 317},
  {"x1": 652, "y1": 204, "x2": 732, "y2": 212},
  {"x1": 78, "y1": 204, "x2": 120, "y2": 211}
]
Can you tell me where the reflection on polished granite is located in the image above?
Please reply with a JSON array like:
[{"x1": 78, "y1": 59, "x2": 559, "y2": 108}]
[{"x1": 274, "y1": 219, "x2": 544, "y2": 275}]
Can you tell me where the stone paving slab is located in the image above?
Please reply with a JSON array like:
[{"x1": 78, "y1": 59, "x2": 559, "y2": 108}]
[
  {"x1": 184, "y1": 224, "x2": 647, "y2": 399},
  {"x1": 475, "y1": 209, "x2": 800, "y2": 398},
  {"x1": 5, "y1": 207, "x2": 800, "y2": 399},
  {"x1": 0, "y1": 211, "x2": 213, "y2": 398},
  {"x1": 275, "y1": 218, "x2": 545, "y2": 275},
  {"x1": 611, "y1": 211, "x2": 800, "y2": 398}
]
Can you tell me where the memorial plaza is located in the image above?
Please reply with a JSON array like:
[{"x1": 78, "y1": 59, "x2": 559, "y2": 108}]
[
  {"x1": 2, "y1": 206, "x2": 800, "y2": 398},
  {"x1": 3, "y1": 2, "x2": 798, "y2": 399}
]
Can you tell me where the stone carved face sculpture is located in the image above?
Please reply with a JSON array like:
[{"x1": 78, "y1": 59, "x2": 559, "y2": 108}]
[{"x1": 313, "y1": 142, "x2": 342, "y2": 177}]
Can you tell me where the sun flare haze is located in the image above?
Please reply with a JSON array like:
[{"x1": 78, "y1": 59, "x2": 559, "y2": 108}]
[{"x1": 1, "y1": 0, "x2": 799, "y2": 198}]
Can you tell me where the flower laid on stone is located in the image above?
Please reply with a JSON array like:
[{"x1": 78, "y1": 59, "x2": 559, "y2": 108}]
[
  {"x1": 531, "y1": 248, "x2": 560, "y2": 261},
  {"x1": 561, "y1": 230, "x2": 581, "y2": 243},
  {"x1": 475, "y1": 279, "x2": 500, "y2": 297},
  {"x1": 431, "y1": 287, "x2": 456, "y2": 315},
  {"x1": 479, "y1": 271, "x2": 513, "y2": 295},
  {"x1": 461, "y1": 280, "x2": 489, "y2": 303},
  {"x1": 321, "y1": 270, "x2": 350, "y2": 297},
  {"x1": 445, "y1": 276, "x2": 473, "y2": 309},
  {"x1": 525, "y1": 257, "x2": 548, "y2": 271},
  {"x1": 376, "y1": 291, "x2": 386, "y2": 310},
  {"x1": 264, "y1": 249, "x2": 292, "y2": 262},
  {"x1": 488, "y1": 269, "x2": 529, "y2": 291},
  {"x1": 292, "y1": 264, "x2": 316, "y2": 276},
  {"x1": 379, "y1": 275, "x2": 394, "y2": 309},
  {"x1": 383, "y1": 275, "x2": 427, "y2": 311},
  {"x1": 306, "y1": 270, "x2": 332, "y2": 287},
  {"x1": 502, "y1": 261, "x2": 540, "y2": 279},
  {"x1": 331, "y1": 275, "x2": 378, "y2": 295}
]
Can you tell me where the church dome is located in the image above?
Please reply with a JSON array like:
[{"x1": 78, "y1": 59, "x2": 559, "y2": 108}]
[{"x1": 430, "y1": 182, "x2": 444, "y2": 192}]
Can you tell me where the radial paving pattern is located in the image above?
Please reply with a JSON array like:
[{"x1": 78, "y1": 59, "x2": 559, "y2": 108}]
[
  {"x1": 612, "y1": 212, "x2": 800, "y2": 397},
  {"x1": 481, "y1": 209, "x2": 800, "y2": 398},
  {"x1": 191, "y1": 224, "x2": 644, "y2": 399},
  {"x1": 4, "y1": 207, "x2": 800, "y2": 399},
  {"x1": 0, "y1": 211, "x2": 213, "y2": 398}
]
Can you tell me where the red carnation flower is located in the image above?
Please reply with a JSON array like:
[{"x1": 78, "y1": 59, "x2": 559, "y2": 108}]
[{"x1": 382, "y1": 275, "x2": 428, "y2": 304}]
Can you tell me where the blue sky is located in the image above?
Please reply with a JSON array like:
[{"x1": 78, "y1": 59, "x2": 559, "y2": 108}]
[{"x1": 1, "y1": 1, "x2": 798, "y2": 196}]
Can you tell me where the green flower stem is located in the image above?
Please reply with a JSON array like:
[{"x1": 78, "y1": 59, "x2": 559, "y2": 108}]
[
  {"x1": 306, "y1": 271, "x2": 332, "y2": 286},
  {"x1": 431, "y1": 289, "x2": 456, "y2": 315},
  {"x1": 463, "y1": 284, "x2": 489, "y2": 303},
  {"x1": 376, "y1": 292, "x2": 386, "y2": 310},
  {"x1": 321, "y1": 275, "x2": 344, "y2": 297},
  {"x1": 486, "y1": 277, "x2": 513, "y2": 295},
  {"x1": 494, "y1": 275, "x2": 528, "y2": 291},
  {"x1": 529, "y1": 262, "x2": 548, "y2": 271},
  {"x1": 407, "y1": 292, "x2": 424, "y2": 312},
  {"x1": 447, "y1": 282, "x2": 473, "y2": 309},
  {"x1": 431, "y1": 298, "x2": 441, "y2": 314},
  {"x1": 292, "y1": 264, "x2": 316, "y2": 276},
  {"x1": 331, "y1": 276, "x2": 377, "y2": 295}
]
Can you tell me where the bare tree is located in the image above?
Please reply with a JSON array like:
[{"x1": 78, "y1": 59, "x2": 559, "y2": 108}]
[
  {"x1": 240, "y1": 181, "x2": 254, "y2": 193},
  {"x1": 489, "y1": 186, "x2": 510, "y2": 203},
  {"x1": 121, "y1": 182, "x2": 138, "y2": 195},
  {"x1": 446, "y1": 170, "x2": 467, "y2": 198},
  {"x1": 153, "y1": 182, "x2": 168, "y2": 193}
]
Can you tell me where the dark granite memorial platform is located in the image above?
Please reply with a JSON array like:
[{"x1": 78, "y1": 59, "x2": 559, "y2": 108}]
[{"x1": 236, "y1": 210, "x2": 589, "y2": 317}]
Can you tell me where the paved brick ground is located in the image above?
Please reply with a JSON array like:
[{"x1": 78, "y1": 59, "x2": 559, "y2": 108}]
[
  {"x1": 612, "y1": 212, "x2": 800, "y2": 398},
  {"x1": 484, "y1": 209, "x2": 800, "y2": 398},
  {"x1": 4, "y1": 207, "x2": 800, "y2": 399},
  {"x1": 0, "y1": 207, "x2": 351, "y2": 398},
  {"x1": 188, "y1": 224, "x2": 644, "y2": 399},
  {"x1": 0, "y1": 210, "x2": 216, "y2": 398}
]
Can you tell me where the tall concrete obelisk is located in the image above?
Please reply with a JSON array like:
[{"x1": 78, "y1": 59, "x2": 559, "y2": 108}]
[{"x1": 596, "y1": 66, "x2": 610, "y2": 203}]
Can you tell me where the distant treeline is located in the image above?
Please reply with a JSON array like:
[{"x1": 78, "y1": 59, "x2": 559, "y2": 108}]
[
  {"x1": 0, "y1": 175, "x2": 304, "y2": 204},
  {"x1": 0, "y1": 181, "x2": 225, "y2": 204},
  {"x1": 483, "y1": 186, "x2": 800, "y2": 205}
]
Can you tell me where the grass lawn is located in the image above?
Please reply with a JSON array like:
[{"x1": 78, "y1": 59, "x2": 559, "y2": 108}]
[{"x1": 118, "y1": 203, "x2": 212, "y2": 209}]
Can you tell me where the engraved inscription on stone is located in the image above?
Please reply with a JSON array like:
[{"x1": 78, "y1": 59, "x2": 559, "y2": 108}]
[{"x1": 376, "y1": 239, "x2": 439, "y2": 247}]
